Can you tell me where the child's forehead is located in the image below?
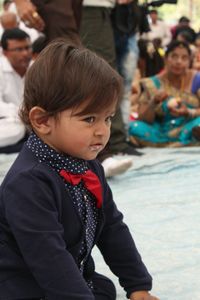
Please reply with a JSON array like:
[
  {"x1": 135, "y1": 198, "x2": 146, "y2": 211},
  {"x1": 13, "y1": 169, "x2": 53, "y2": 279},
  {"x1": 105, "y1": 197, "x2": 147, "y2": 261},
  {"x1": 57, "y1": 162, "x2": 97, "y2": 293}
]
[{"x1": 71, "y1": 99, "x2": 117, "y2": 116}]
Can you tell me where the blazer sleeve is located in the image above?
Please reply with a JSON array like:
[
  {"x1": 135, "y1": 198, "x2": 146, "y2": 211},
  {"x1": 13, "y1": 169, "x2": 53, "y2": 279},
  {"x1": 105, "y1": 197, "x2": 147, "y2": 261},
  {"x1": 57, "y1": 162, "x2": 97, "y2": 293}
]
[
  {"x1": 96, "y1": 170, "x2": 152, "y2": 298},
  {"x1": 2, "y1": 166, "x2": 94, "y2": 300}
]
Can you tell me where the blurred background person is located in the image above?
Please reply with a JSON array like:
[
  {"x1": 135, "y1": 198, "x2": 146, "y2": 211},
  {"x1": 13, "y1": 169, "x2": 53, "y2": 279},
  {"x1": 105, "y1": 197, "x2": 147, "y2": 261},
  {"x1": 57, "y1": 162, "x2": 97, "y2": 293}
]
[
  {"x1": 129, "y1": 40, "x2": 200, "y2": 147},
  {"x1": 146, "y1": 9, "x2": 172, "y2": 48},
  {"x1": 80, "y1": 0, "x2": 143, "y2": 177},
  {"x1": 171, "y1": 16, "x2": 196, "y2": 44},
  {"x1": 192, "y1": 34, "x2": 200, "y2": 71},
  {"x1": 0, "y1": 10, "x2": 40, "y2": 43},
  {"x1": 13, "y1": 0, "x2": 83, "y2": 43},
  {"x1": 111, "y1": 0, "x2": 140, "y2": 129},
  {"x1": 0, "y1": 28, "x2": 32, "y2": 153},
  {"x1": 0, "y1": 11, "x2": 18, "y2": 30},
  {"x1": 2, "y1": 0, "x2": 13, "y2": 12},
  {"x1": 0, "y1": 11, "x2": 18, "y2": 45},
  {"x1": 137, "y1": 9, "x2": 169, "y2": 78},
  {"x1": 31, "y1": 33, "x2": 46, "y2": 61}
]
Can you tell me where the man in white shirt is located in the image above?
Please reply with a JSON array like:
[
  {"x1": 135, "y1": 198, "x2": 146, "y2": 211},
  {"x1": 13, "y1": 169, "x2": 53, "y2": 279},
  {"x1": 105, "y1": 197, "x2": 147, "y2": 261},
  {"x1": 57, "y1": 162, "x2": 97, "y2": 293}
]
[
  {"x1": 147, "y1": 9, "x2": 171, "y2": 47},
  {"x1": 0, "y1": 27, "x2": 32, "y2": 152}
]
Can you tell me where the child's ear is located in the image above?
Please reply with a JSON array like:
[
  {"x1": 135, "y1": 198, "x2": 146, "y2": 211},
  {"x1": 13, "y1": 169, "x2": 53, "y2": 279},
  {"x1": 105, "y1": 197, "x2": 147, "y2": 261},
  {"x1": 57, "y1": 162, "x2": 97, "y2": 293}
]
[{"x1": 29, "y1": 106, "x2": 52, "y2": 135}]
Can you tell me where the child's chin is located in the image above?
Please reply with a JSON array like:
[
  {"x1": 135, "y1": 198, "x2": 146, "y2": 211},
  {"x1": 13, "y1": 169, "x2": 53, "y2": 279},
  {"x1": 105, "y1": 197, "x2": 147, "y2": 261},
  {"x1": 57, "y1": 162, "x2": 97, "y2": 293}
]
[
  {"x1": 87, "y1": 154, "x2": 98, "y2": 161},
  {"x1": 84, "y1": 152, "x2": 99, "y2": 161},
  {"x1": 73, "y1": 152, "x2": 97, "y2": 161}
]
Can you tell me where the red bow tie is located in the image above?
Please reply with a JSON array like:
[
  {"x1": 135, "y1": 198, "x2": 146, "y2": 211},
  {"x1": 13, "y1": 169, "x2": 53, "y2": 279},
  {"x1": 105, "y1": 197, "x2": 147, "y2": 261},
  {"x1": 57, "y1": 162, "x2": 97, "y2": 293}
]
[{"x1": 59, "y1": 169, "x2": 103, "y2": 208}]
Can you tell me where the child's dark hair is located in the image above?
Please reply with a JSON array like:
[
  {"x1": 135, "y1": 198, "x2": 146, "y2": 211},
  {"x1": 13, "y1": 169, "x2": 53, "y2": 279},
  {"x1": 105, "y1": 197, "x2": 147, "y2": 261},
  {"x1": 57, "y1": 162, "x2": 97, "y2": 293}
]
[
  {"x1": 165, "y1": 40, "x2": 191, "y2": 57},
  {"x1": 20, "y1": 39, "x2": 123, "y2": 128}
]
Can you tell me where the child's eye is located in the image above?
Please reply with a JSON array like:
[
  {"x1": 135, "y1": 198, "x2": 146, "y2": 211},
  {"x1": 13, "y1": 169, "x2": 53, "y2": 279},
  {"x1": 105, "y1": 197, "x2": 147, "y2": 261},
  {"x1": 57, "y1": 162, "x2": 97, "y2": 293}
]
[
  {"x1": 105, "y1": 115, "x2": 114, "y2": 123},
  {"x1": 83, "y1": 116, "x2": 95, "y2": 123}
]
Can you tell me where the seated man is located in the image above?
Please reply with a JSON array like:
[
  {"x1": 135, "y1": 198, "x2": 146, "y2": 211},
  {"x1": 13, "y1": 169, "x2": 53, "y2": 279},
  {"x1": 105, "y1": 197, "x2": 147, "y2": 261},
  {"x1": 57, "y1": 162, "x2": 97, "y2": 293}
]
[
  {"x1": 0, "y1": 12, "x2": 19, "y2": 40},
  {"x1": 0, "y1": 9, "x2": 40, "y2": 43},
  {"x1": 0, "y1": 27, "x2": 32, "y2": 153}
]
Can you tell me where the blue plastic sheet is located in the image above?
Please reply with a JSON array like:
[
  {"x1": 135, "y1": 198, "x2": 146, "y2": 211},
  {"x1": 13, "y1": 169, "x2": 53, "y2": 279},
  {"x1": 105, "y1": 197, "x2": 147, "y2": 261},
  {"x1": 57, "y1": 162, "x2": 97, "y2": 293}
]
[{"x1": 1, "y1": 148, "x2": 200, "y2": 299}]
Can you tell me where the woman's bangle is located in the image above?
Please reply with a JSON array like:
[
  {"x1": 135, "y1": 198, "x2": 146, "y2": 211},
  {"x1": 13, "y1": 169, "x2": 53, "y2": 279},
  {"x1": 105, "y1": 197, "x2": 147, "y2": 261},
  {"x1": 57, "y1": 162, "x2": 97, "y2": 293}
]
[{"x1": 187, "y1": 108, "x2": 196, "y2": 118}]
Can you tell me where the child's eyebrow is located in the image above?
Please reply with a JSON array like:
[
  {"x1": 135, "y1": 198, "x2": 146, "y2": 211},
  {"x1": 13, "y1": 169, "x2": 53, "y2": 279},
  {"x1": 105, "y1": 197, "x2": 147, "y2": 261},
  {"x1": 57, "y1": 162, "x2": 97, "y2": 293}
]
[
  {"x1": 71, "y1": 106, "x2": 117, "y2": 117},
  {"x1": 110, "y1": 110, "x2": 116, "y2": 115}
]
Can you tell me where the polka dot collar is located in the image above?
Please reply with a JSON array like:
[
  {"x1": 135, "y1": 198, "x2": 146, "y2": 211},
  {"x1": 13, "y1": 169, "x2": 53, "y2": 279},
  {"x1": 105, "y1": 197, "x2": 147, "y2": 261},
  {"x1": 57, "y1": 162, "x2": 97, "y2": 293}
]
[{"x1": 26, "y1": 132, "x2": 88, "y2": 175}]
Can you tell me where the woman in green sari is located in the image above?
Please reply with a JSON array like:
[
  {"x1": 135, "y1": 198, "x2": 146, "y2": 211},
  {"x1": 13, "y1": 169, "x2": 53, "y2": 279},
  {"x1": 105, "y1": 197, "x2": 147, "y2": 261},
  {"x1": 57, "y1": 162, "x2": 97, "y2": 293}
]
[{"x1": 129, "y1": 40, "x2": 200, "y2": 146}]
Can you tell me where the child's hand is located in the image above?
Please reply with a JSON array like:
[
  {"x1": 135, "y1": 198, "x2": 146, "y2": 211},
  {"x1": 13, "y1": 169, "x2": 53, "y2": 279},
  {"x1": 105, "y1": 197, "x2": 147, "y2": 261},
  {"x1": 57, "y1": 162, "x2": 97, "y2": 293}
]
[
  {"x1": 154, "y1": 90, "x2": 168, "y2": 103},
  {"x1": 129, "y1": 290, "x2": 160, "y2": 300},
  {"x1": 170, "y1": 104, "x2": 189, "y2": 117},
  {"x1": 167, "y1": 97, "x2": 182, "y2": 110}
]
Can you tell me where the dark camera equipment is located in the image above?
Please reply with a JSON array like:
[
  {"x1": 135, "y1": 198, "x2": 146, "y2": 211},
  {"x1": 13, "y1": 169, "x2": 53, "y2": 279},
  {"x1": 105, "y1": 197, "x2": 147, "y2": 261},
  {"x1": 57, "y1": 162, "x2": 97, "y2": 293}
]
[
  {"x1": 146, "y1": 0, "x2": 178, "y2": 7},
  {"x1": 111, "y1": 0, "x2": 178, "y2": 36}
]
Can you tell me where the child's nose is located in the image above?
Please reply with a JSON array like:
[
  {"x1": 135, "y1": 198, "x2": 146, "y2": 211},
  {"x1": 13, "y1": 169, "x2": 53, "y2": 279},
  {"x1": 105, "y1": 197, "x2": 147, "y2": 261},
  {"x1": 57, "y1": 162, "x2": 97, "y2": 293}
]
[{"x1": 95, "y1": 122, "x2": 109, "y2": 136}]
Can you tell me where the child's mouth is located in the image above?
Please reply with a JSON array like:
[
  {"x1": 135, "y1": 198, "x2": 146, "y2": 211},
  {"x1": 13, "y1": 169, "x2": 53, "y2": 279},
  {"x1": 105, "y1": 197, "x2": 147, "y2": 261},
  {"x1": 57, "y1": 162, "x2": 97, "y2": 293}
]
[{"x1": 89, "y1": 144, "x2": 104, "y2": 152}]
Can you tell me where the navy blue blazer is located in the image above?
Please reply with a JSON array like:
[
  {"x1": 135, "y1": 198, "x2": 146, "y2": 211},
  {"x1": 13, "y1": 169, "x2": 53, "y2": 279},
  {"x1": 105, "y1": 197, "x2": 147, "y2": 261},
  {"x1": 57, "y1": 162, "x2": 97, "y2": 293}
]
[{"x1": 0, "y1": 145, "x2": 152, "y2": 299}]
